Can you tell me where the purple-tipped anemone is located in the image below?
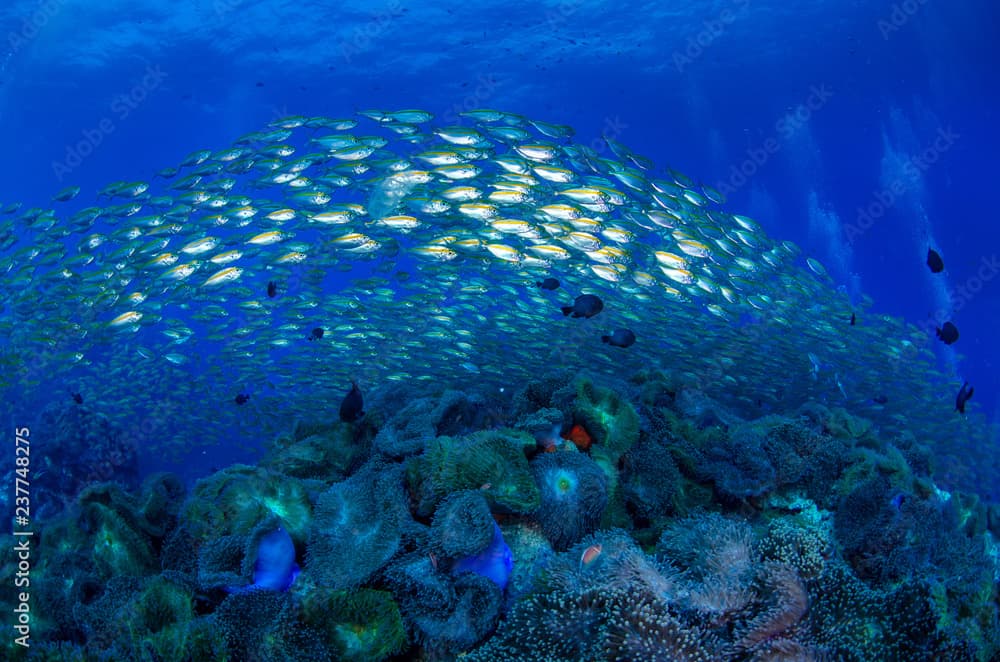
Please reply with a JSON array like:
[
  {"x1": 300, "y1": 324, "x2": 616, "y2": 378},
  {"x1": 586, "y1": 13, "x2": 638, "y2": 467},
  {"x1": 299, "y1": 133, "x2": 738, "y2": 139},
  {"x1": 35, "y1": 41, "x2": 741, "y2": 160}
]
[{"x1": 451, "y1": 522, "x2": 514, "y2": 590}]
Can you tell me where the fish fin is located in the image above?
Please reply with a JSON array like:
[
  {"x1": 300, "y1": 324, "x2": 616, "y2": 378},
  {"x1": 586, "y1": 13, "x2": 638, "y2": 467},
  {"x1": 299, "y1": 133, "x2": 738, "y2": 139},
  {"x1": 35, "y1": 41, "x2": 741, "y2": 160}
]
[
  {"x1": 601, "y1": 335, "x2": 609, "y2": 343},
  {"x1": 561, "y1": 306, "x2": 573, "y2": 316}
]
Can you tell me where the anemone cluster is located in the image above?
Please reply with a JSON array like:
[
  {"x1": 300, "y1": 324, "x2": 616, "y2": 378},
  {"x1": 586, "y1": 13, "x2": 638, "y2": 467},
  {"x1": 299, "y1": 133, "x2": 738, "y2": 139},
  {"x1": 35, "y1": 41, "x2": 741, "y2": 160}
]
[{"x1": 3, "y1": 368, "x2": 998, "y2": 660}]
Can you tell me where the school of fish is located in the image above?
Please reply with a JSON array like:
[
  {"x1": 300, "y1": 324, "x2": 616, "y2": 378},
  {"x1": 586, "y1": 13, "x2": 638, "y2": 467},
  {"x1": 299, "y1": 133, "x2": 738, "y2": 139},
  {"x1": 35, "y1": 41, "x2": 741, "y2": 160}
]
[{"x1": 0, "y1": 109, "x2": 990, "y2": 474}]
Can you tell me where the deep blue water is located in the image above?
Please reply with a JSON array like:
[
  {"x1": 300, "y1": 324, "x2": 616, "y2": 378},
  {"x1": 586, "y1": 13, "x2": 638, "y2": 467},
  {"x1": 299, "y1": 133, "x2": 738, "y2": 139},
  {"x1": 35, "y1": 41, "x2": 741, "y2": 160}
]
[
  {"x1": 4, "y1": 3, "x2": 1000, "y2": 659},
  {"x1": 1, "y1": 1, "x2": 997, "y2": 467}
]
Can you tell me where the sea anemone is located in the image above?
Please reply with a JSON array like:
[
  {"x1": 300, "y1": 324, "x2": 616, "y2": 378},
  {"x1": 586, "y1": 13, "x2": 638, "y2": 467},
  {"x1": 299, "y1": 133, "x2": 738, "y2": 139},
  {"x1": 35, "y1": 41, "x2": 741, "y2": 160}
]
[
  {"x1": 301, "y1": 588, "x2": 407, "y2": 662},
  {"x1": 431, "y1": 489, "x2": 495, "y2": 559},
  {"x1": 306, "y1": 460, "x2": 408, "y2": 589},
  {"x1": 603, "y1": 594, "x2": 725, "y2": 662},
  {"x1": 407, "y1": 429, "x2": 540, "y2": 517},
  {"x1": 182, "y1": 465, "x2": 312, "y2": 542},
  {"x1": 570, "y1": 378, "x2": 640, "y2": 462},
  {"x1": 621, "y1": 436, "x2": 682, "y2": 524},
  {"x1": 385, "y1": 554, "x2": 503, "y2": 656},
  {"x1": 531, "y1": 451, "x2": 607, "y2": 551}
]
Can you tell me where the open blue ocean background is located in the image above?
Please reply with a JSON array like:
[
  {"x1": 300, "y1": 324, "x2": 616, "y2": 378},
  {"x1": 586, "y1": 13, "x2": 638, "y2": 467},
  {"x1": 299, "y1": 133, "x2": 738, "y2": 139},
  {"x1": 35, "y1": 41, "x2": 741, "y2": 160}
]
[{"x1": 1, "y1": 1, "x2": 999, "y2": 659}]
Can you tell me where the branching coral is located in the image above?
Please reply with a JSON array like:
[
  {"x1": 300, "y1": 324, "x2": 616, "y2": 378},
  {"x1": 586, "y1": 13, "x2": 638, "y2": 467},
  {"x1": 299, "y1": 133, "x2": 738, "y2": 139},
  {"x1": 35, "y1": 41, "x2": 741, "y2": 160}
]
[{"x1": 530, "y1": 450, "x2": 607, "y2": 551}]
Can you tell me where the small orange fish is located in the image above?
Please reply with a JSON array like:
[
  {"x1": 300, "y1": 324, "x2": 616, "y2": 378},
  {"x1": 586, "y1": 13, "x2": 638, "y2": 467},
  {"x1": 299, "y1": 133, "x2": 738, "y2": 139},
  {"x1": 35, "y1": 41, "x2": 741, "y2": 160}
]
[{"x1": 580, "y1": 543, "x2": 602, "y2": 569}]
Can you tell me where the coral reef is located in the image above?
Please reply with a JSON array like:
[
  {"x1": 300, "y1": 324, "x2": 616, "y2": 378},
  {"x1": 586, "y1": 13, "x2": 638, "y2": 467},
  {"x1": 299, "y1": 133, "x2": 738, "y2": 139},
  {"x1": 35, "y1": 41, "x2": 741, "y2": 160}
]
[
  {"x1": 31, "y1": 402, "x2": 140, "y2": 522},
  {"x1": 567, "y1": 378, "x2": 640, "y2": 463},
  {"x1": 263, "y1": 421, "x2": 367, "y2": 481},
  {"x1": 450, "y1": 521, "x2": 514, "y2": 590},
  {"x1": 385, "y1": 552, "x2": 504, "y2": 656},
  {"x1": 373, "y1": 388, "x2": 501, "y2": 458},
  {"x1": 620, "y1": 432, "x2": 683, "y2": 528},
  {"x1": 10, "y1": 373, "x2": 999, "y2": 661},
  {"x1": 530, "y1": 449, "x2": 608, "y2": 550},
  {"x1": 214, "y1": 589, "x2": 328, "y2": 661},
  {"x1": 301, "y1": 588, "x2": 407, "y2": 661},
  {"x1": 406, "y1": 428, "x2": 540, "y2": 517},
  {"x1": 306, "y1": 460, "x2": 409, "y2": 588},
  {"x1": 76, "y1": 484, "x2": 159, "y2": 579},
  {"x1": 182, "y1": 464, "x2": 313, "y2": 542},
  {"x1": 430, "y1": 489, "x2": 496, "y2": 558}
]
